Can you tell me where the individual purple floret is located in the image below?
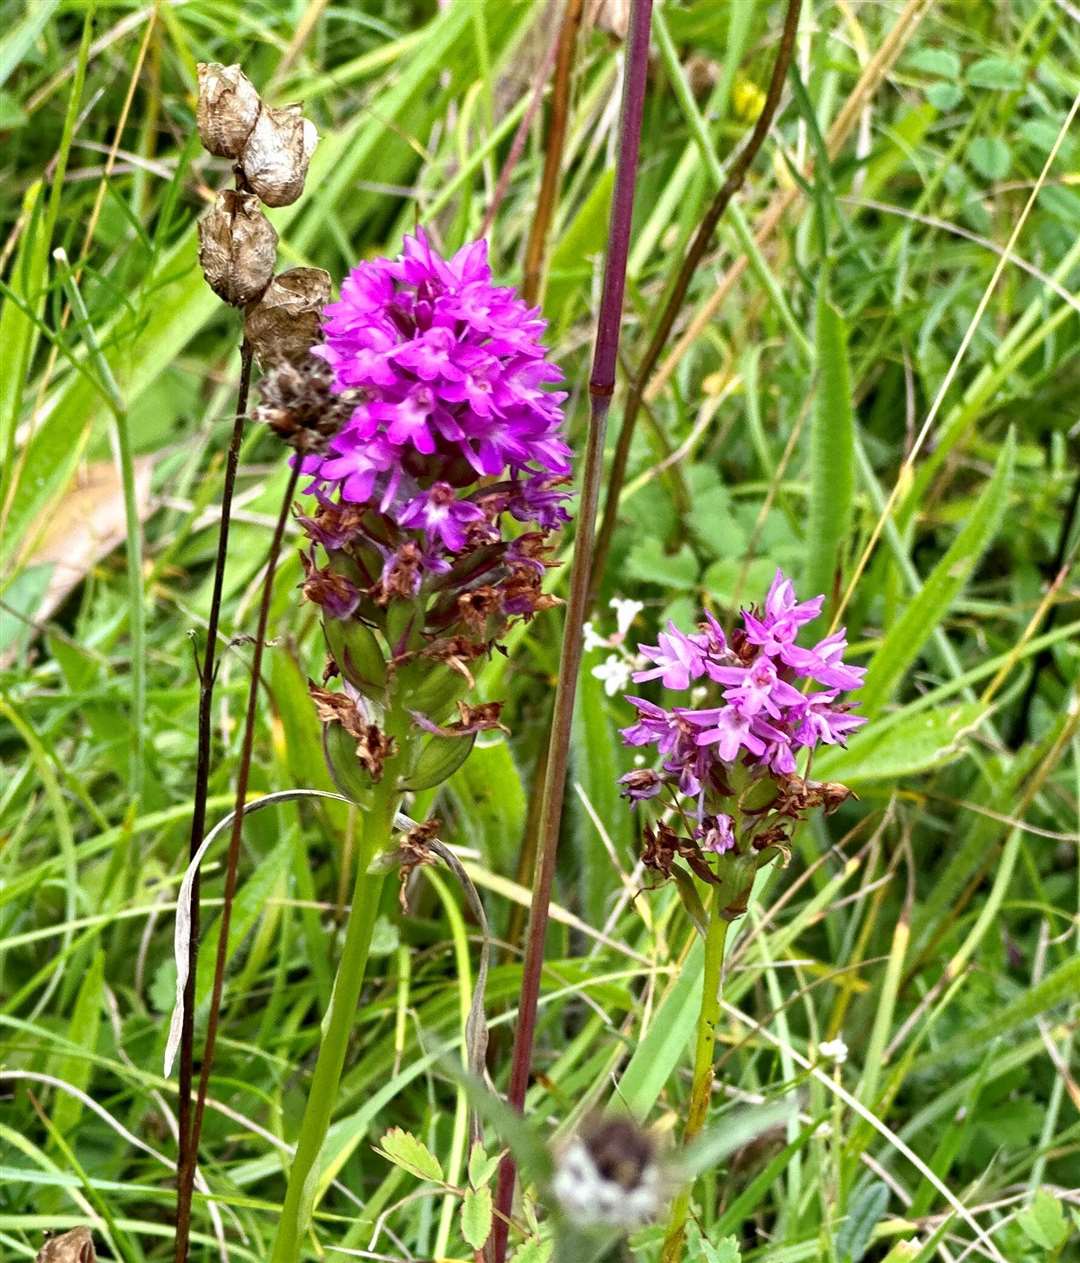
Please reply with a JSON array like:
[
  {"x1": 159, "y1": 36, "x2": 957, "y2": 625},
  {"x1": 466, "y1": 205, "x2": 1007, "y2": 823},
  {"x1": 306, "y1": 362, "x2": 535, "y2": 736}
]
[{"x1": 618, "y1": 571, "x2": 865, "y2": 877}]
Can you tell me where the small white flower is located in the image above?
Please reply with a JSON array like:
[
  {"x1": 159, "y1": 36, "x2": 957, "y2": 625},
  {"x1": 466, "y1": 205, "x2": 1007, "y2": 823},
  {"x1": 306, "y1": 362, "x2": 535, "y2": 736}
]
[
  {"x1": 610, "y1": 597, "x2": 644, "y2": 643},
  {"x1": 592, "y1": 654, "x2": 631, "y2": 697},
  {"x1": 689, "y1": 684, "x2": 708, "y2": 704},
  {"x1": 583, "y1": 621, "x2": 607, "y2": 652},
  {"x1": 819, "y1": 1037, "x2": 848, "y2": 1065}
]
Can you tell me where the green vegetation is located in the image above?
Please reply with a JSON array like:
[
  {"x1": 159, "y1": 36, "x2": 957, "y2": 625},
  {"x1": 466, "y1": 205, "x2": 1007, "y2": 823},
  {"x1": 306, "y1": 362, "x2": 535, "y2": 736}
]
[{"x1": 1, "y1": 1, "x2": 1078, "y2": 1261}]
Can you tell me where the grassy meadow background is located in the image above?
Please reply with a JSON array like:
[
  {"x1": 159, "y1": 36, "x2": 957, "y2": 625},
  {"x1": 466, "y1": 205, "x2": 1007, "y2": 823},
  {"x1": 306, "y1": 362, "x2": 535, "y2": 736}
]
[{"x1": 1, "y1": 0, "x2": 1079, "y2": 1259}]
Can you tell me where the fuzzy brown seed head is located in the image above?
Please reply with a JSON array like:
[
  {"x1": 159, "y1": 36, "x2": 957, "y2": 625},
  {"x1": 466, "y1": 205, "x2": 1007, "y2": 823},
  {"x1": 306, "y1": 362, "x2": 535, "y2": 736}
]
[
  {"x1": 240, "y1": 103, "x2": 318, "y2": 206},
  {"x1": 196, "y1": 62, "x2": 262, "y2": 158},
  {"x1": 254, "y1": 354, "x2": 353, "y2": 452},
  {"x1": 197, "y1": 190, "x2": 277, "y2": 306},
  {"x1": 245, "y1": 266, "x2": 331, "y2": 367}
]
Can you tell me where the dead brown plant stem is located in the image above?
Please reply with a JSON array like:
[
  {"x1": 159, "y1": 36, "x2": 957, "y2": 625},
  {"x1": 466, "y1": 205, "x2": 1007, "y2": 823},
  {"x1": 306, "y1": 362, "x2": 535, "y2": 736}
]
[
  {"x1": 589, "y1": 0, "x2": 804, "y2": 601},
  {"x1": 174, "y1": 342, "x2": 252, "y2": 1263},
  {"x1": 521, "y1": 0, "x2": 585, "y2": 305},
  {"x1": 174, "y1": 456, "x2": 300, "y2": 1263}
]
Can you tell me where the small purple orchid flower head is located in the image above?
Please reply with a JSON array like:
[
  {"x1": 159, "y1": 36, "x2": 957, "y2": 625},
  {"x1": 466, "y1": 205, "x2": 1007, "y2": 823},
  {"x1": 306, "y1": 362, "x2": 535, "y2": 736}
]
[
  {"x1": 256, "y1": 229, "x2": 572, "y2": 801},
  {"x1": 302, "y1": 226, "x2": 569, "y2": 522},
  {"x1": 617, "y1": 571, "x2": 865, "y2": 902}
]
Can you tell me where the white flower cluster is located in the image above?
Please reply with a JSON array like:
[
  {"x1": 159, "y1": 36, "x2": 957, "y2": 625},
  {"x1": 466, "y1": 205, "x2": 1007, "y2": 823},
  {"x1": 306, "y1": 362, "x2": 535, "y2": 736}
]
[{"x1": 585, "y1": 598, "x2": 645, "y2": 696}]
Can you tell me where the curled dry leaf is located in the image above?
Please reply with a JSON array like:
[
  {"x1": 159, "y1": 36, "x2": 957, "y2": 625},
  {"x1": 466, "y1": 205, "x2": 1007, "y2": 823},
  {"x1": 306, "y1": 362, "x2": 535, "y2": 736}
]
[
  {"x1": 245, "y1": 266, "x2": 331, "y2": 367},
  {"x1": 36, "y1": 1228, "x2": 96, "y2": 1263},
  {"x1": 197, "y1": 189, "x2": 277, "y2": 306},
  {"x1": 240, "y1": 103, "x2": 318, "y2": 207},
  {"x1": 196, "y1": 62, "x2": 262, "y2": 158}
]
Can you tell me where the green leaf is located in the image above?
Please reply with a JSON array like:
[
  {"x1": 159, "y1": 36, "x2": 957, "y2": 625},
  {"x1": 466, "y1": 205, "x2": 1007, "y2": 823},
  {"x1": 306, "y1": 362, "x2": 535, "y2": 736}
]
[
  {"x1": 926, "y1": 83, "x2": 963, "y2": 111},
  {"x1": 625, "y1": 537, "x2": 699, "y2": 590},
  {"x1": 702, "y1": 1237, "x2": 741, "y2": 1263},
  {"x1": 966, "y1": 136, "x2": 1012, "y2": 180},
  {"x1": 966, "y1": 56, "x2": 1023, "y2": 90},
  {"x1": 323, "y1": 721, "x2": 373, "y2": 803},
  {"x1": 803, "y1": 295, "x2": 855, "y2": 626},
  {"x1": 375, "y1": 1127, "x2": 445, "y2": 1183},
  {"x1": 616, "y1": 936, "x2": 703, "y2": 1117},
  {"x1": 401, "y1": 730, "x2": 477, "y2": 791},
  {"x1": 573, "y1": 657, "x2": 632, "y2": 924},
  {"x1": 48, "y1": 948, "x2": 105, "y2": 1137},
  {"x1": 906, "y1": 48, "x2": 961, "y2": 78},
  {"x1": 0, "y1": 0, "x2": 61, "y2": 88},
  {"x1": 860, "y1": 433, "x2": 1014, "y2": 714},
  {"x1": 813, "y1": 701, "x2": 989, "y2": 784},
  {"x1": 510, "y1": 1241, "x2": 554, "y2": 1263},
  {"x1": 836, "y1": 1181, "x2": 889, "y2": 1262},
  {"x1": 461, "y1": 1184, "x2": 494, "y2": 1250},
  {"x1": 323, "y1": 617, "x2": 387, "y2": 696},
  {"x1": 1017, "y1": 1190, "x2": 1069, "y2": 1251},
  {"x1": 468, "y1": 1140, "x2": 501, "y2": 1189}
]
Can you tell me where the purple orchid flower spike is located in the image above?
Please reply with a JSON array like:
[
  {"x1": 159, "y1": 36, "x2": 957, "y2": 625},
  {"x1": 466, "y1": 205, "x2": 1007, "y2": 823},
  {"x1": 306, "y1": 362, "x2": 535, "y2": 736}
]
[{"x1": 616, "y1": 578, "x2": 866, "y2": 891}]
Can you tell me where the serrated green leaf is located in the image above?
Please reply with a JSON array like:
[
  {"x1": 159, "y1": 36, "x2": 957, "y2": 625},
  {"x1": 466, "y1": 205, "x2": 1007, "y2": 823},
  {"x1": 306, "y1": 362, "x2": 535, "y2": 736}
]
[
  {"x1": 860, "y1": 433, "x2": 1014, "y2": 714},
  {"x1": 376, "y1": 1127, "x2": 445, "y2": 1183},
  {"x1": 510, "y1": 1240, "x2": 554, "y2": 1263},
  {"x1": 625, "y1": 537, "x2": 699, "y2": 590},
  {"x1": 837, "y1": 1181, "x2": 889, "y2": 1262},
  {"x1": 966, "y1": 136, "x2": 1012, "y2": 180},
  {"x1": 702, "y1": 1236, "x2": 741, "y2": 1263},
  {"x1": 803, "y1": 294, "x2": 854, "y2": 628},
  {"x1": 461, "y1": 1184, "x2": 494, "y2": 1249},
  {"x1": 468, "y1": 1140, "x2": 501, "y2": 1189},
  {"x1": 966, "y1": 56, "x2": 1023, "y2": 90},
  {"x1": 1017, "y1": 1190, "x2": 1069, "y2": 1250},
  {"x1": 813, "y1": 701, "x2": 989, "y2": 784}
]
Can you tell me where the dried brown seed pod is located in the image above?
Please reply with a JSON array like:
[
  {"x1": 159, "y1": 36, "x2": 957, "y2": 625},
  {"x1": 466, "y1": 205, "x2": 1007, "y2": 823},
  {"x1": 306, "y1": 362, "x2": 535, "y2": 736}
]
[
  {"x1": 239, "y1": 103, "x2": 318, "y2": 207},
  {"x1": 197, "y1": 190, "x2": 278, "y2": 306},
  {"x1": 245, "y1": 266, "x2": 331, "y2": 367},
  {"x1": 196, "y1": 62, "x2": 262, "y2": 158},
  {"x1": 36, "y1": 1229, "x2": 96, "y2": 1263}
]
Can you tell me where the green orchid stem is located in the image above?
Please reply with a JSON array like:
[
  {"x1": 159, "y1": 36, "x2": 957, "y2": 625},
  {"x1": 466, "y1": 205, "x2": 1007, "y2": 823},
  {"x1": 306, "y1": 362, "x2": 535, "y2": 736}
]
[
  {"x1": 270, "y1": 770, "x2": 400, "y2": 1263},
  {"x1": 661, "y1": 890, "x2": 732, "y2": 1263}
]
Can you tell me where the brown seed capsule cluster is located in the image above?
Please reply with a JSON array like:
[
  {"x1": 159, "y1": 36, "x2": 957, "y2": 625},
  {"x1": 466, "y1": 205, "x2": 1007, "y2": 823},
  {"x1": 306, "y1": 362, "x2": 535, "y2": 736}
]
[
  {"x1": 195, "y1": 63, "x2": 317, "y2": 205},
  {"x1": 195, "y1": 63, "x2": 330, "y2": 365}
]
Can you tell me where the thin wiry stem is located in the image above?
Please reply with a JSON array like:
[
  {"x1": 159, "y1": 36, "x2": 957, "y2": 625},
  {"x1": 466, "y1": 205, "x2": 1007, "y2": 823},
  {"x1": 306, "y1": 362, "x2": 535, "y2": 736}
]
[
  {"x1": 174, "y1": 456, "x2": 299, "y2": 1263},
  {"x1": 521, "y1": 0, "x2": 585, "y2": 305},
  {"x1": 491, "y1": 4, "x2": 654, "y2": 1259},
  {"x1": 173, "y1": 343, "x2": 252, "y2": 1263},
  {"x1": 589, "y1": 0, "x2": 804, "y2": 601}
]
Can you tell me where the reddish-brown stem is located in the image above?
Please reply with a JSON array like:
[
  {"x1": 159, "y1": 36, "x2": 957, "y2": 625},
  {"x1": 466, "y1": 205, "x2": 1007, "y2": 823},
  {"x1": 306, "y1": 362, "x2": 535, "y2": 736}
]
[
  {"x1": 174, "y1": 341, "x2": 252, "y2": 1263},
  {"x1": 521, "y1": 0, "x2": 585, "y2": 305},
  {"x1": 173, "y1": 458, "x2": 300, "y2": 1261},
  {"x1": 491, "y1": 4, "x2": 654, "y2": 1259},
  {"x1": 589, "y1": 0, "x2": 804, "y2": 601}
]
